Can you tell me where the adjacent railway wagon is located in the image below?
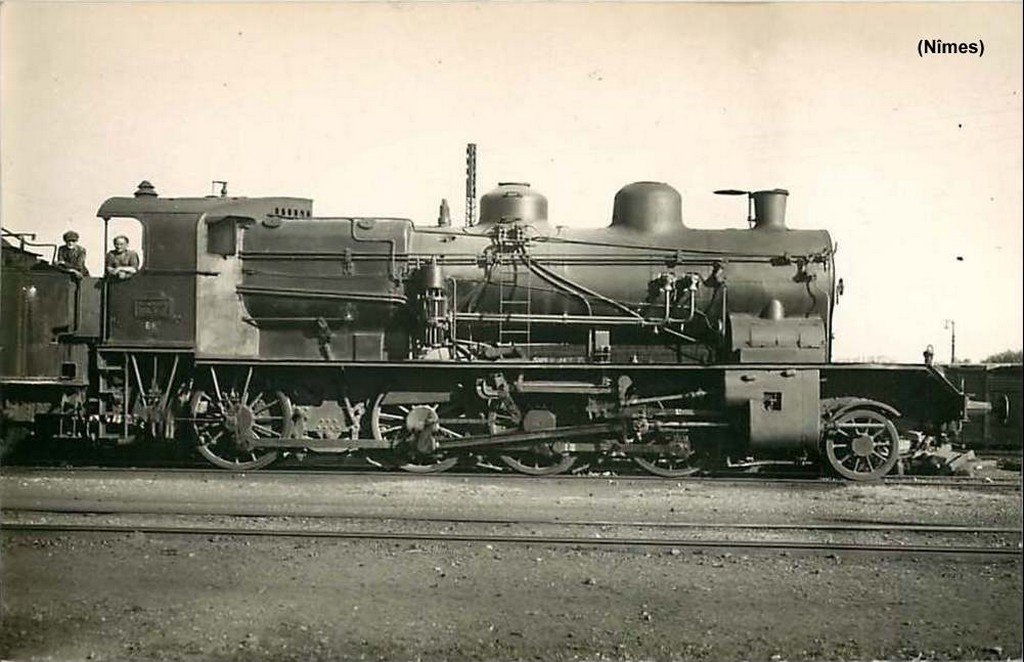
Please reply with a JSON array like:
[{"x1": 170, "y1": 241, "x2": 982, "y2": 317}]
[
  {"x1": 944, "y1": 363, "x2": 1022, "y2": 450},
  {"x1": 1, "y1": 161, "x2": 969, "y2": 479}
]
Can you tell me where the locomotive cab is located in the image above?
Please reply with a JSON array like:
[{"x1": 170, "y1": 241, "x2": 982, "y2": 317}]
[
  {"x1": 95, "y1": 181, "x2": 313, "y2": 351},
  {"x1": 98, "y1": 184, "x2": 197, "y2": 348}
]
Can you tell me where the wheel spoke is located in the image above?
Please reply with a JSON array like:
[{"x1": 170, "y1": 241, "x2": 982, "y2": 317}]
[
  {"x1": 252, "y1": 423, "x2": 276, "y2": 437},
  {"x1": 241, "y1": 367, "x2": 253, "y2": 404},
  {"x1": 209, "y1": 368, "x2": 225, "y2": 408}
]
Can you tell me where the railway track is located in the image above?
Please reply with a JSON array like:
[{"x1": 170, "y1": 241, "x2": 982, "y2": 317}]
[
  {"x1": 3, "y1": 465, "x2": 1019, "y2": 490},
  {"x1": 4, "y1": 521, "x2": 1019, "y2": 557},
  {"x1": 3, "y1": 502, "x2": 1021, "y2": 536}
]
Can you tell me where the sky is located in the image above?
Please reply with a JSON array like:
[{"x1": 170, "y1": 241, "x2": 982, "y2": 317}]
[{"x1": 2, "y1": 2, "x2": 1021, "y2": 363}]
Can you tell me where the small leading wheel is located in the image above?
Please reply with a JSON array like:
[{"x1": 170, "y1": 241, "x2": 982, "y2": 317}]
[
  {"x1": 824, "y1": 408, "x2": 900, "y2": 481},
  {"x1": 190, "y1": 380, "x2": 291, "y2": 471},
  {"x1": 370, "y1": 393, "x2": 480, "y2": 473}
]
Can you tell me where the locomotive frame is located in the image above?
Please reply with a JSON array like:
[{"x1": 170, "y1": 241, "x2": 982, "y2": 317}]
[{"x1": 1, "y1": 161, "x2": 968, "y2": 480}]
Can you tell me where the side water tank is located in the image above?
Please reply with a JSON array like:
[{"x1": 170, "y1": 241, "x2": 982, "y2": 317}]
[
  {"x1": 478, "y1": 182, "x2": 548, "y2": 227},
  {"x1": 610, "y1": 182, "x2": 684, "y2": 234}
]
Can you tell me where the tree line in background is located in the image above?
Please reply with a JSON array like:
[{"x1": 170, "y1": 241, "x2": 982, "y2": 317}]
[
  {"x1": 982, "y1": 349, "x2": 1023, "y2": 363},
  {"x1": 844, "y1": 350, "x2": 1022, "y2": 364}
]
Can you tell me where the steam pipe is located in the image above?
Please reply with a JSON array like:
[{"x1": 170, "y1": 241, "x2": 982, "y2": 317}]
[
  {"x1": 524, "y1": 257, "x2": 593, "y2": 315},
  {"x1": 527, "y1": 257, "x2": 642, "y2": 320}
]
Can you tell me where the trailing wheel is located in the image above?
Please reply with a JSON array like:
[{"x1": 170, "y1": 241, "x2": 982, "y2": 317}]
[
  {"x1": 370, "y1": 393, "x2": 482, "y2": 473},
  {"x1": 823, "y1": 408, "x2": 900, "y2": 481},
  {"x1": 190, "y1": 368, "x2": 291, "y2": 470}
]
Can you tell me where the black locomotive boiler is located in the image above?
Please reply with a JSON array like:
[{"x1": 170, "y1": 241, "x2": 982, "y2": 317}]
[{"x1": 0, "y1": 165, "x2": 967, "y2": 479}]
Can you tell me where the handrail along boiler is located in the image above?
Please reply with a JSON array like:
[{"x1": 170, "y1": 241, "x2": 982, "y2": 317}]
[{"x1": 0, "y1": 161, "x2": 967, "y2": 479}]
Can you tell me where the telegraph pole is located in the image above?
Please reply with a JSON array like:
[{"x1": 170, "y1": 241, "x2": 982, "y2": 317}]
[{"x1": 943, "y1": 319, "x2": 956, "y2": 363}]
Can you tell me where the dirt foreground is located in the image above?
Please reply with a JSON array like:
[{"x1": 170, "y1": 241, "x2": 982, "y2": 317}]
[{"x1": 1, "y1": 472, "x2": 1021, "y2": 661}]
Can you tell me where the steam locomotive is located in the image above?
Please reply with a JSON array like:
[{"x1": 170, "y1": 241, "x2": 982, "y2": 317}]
[{"x1": 0, "y1": 151, "x2": 967, "y2": 479}]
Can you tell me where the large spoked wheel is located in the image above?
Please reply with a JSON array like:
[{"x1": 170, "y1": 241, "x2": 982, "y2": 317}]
[
  {"x1": 824, "y1": 408, "x2": 900, "y2": 481},
  {"x1": 190, "y1": 373, "x2": 291, "y2": 470},
  {"x1": 370, "y1": 393, "x2": 482, "y2": 473}
]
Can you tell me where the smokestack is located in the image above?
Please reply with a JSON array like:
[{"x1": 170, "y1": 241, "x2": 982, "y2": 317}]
[{"x1": 752, "y1": 189, "x2": 788, "y2": 230}]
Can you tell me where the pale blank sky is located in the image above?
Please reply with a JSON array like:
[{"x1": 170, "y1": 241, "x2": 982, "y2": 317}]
[{"x1": 2, "y1": 2, "x2": 1021, "y2": 362}]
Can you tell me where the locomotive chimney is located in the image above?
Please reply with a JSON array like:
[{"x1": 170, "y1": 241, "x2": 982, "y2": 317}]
[{"x1": 752, "y1": 189, "x2": 788, "y2": 230}]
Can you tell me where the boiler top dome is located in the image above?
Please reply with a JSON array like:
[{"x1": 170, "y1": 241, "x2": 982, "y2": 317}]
[
  {"x1": 610, "y1": 181, "x2": 684, "y2": 234},
  {"x1": 478, "y1": 182, "x2": 548, "y2": 227}
]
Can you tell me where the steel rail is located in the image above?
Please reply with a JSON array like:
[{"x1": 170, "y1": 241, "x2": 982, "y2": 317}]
[
  {"x1": 1, "y1": 465, "x2": 1019, "y2": 489},
  {"x1": 3, "y1": 522, "x2": 1018, "y2": 557},
  {"x1": 3, "y1": 504, "x2": 1019, "y2": 535}
]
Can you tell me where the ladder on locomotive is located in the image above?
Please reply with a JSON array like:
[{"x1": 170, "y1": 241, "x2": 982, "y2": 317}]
[
  {"x1": 497, "y1": 253, "x2": 532, "y2": 354},
  {"x1": 94, "y1": 352, "x2": 129, "y2": 442}
]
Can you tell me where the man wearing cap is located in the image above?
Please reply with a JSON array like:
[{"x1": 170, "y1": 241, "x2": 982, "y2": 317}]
[
  {"x1": 55, "y1": 231, "x2": 89, "y2": 279},
  {"x1": 105, "y1": 235, "x2": 140, "y2": 279}
]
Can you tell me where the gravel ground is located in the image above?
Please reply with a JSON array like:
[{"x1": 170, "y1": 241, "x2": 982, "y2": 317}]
[
  {"x1": 2, "y1": 533, "x2": 1021, "y2": 661},
  {"x1": 1, "y1": 470, "x2": 1021, "y2": 661},
  {"x1": 3, "y1": 470, "x2": 1021, "y2": 527}
]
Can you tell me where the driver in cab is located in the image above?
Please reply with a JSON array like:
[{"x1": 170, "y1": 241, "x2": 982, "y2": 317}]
[{"x1": 105, "y1": 235, "x2": 140, "y2": 279}]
